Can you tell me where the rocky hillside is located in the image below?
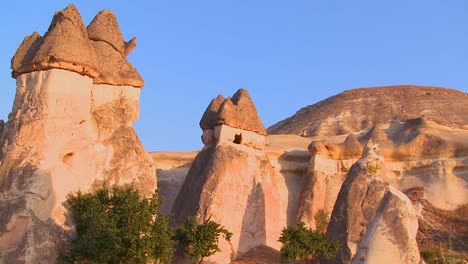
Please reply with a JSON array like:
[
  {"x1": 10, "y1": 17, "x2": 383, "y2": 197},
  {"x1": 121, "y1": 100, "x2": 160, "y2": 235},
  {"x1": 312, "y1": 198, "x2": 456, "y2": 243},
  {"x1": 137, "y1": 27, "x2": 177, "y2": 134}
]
[{"x1": 268, "y1": 85, "x2": 468, "y2": 136}]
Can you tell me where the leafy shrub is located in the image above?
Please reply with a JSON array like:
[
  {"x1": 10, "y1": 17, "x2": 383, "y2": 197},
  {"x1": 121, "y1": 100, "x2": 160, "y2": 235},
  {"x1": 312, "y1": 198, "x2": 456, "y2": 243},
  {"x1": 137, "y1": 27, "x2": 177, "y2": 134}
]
[
  {"x1": 314, "y1": 209, "x2": 330, "y2": 233},
  {"x1": 175, "y1": 216, "x2": 232, "y2": 264},
  {"x1": 60, "y1": 186, "x2": 174, "y2": 264},
  {"x1": 278, "y1": 222, "x2": 340, "y2": 264}
]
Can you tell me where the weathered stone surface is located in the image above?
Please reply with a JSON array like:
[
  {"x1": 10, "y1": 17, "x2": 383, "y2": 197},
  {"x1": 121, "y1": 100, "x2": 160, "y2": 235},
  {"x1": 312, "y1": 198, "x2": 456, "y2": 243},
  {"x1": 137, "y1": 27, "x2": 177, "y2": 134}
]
[
  {"x1": 10, "y1": 32, "x2": 42, "y2": 77},
  {"x1": 11, "y1": 4, "x2": 143, "y2": 88},
  {"x1": 200, "y1": 89, "x2": 267, "y2": 135},
  {"x1": 87, "y1": 10, "x2": 130, "y2": 56},
  {"x1": 0, "y1": 69, "x2": 156, "y2": 263},
  {"x1": 200, "y1": 94, "x2": 226, "y2": 130},
  {"x1": 1, "y1": 6, "x2": 153, "y2": 260},
  {"x1": 326, "y1": 141, "x2": 420, "y2": 264},
  {"x1": 405, "y1": 187, "x2": 468, "y2": 262},
  {"x1": 172, "y1": 144, "x2": 284, "y2": 263},
  {"x1": 151, "y1": 151, "x2": 198, "y2": 214},
  {"x1": 12, "y1": 4, "x2": 99, "y2": 78},
  {"x1": 269, "y1": 86, "x2": 468, "y2": 136},
  {"x1": 87, "y1": 11, "x2": 144, "y2": 87},
  {"x1": 295, "y1": 117, "x2": 468, "y2": 232},
  {"x1": 172, "y1": 91, "x2": 283, "y2": 263},
  {"x1": 353, "y1": 187, "x2": 420, "y2": 264}
]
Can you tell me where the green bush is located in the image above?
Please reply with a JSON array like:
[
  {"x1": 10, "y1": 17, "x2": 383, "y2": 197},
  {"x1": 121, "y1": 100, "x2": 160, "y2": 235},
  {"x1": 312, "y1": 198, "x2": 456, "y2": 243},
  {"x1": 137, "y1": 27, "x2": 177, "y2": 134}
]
[
  {"x1": 278, "y1": 222, "x2": 340, "y2": 264},
  {"x1": 314, "y1": 209, "x2": 330, "y2": 233},
  {"x1": 175, "y1": 216, "x2": 232, "y2": 264},
  {"x1": 60, "y1": 186, "x2": 174, "y2": 264}
]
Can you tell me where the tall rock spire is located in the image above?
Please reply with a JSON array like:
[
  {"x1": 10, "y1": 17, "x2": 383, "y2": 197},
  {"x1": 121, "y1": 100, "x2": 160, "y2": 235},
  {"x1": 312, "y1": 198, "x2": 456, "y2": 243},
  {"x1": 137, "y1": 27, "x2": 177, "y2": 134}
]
[
  {"x1": 326, "y1": 140, "x2": 420, "y2": 264},
  {"x1": 172, "y1": 88, "x2": 284, "y2": 263},
  {"x1": 1, "y1": 5, "x2": 154, "y2": 263}
]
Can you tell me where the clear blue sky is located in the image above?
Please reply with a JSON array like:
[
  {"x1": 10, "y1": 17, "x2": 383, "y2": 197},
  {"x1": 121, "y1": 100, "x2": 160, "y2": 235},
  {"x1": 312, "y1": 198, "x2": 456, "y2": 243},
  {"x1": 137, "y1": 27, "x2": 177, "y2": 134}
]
[{"x1": 1, "y1": 1, "x2": 467, "y2": 151}]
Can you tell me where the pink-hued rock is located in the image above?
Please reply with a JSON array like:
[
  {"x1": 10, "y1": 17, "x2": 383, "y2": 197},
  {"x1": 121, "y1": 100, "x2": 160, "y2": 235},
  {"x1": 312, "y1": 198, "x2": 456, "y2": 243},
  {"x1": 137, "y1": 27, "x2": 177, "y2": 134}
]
[
  {"x1": 200, "y1": 89, "x2": 267, "y2": 135},
  {"x1": 11, "y1": 4, "x2": 143, "y2": 87},
  {"x1": 87, "y1": 10, "x2": 144, "y2": 87},
  {"x1": 172, "y1": 89, "x2": 283, "y2": 263},
  {"x1": 172, "y1": 144, "x2": 284, "y2": 263},
  {"x1": 87, "y1": 10, "x2": 134, "y2": 57},
  {"x1": 0, "y1": 5, "x2": 154, "y2": 263},
  {"x1": 11, "y1": 4, "x2": 99, "y2": 78},
  {"x1": 268, "y1": 85, "x2": 468, "y2": 136},
  {"x1": 326, "y1": 141, "x2": 420, "y2": 264}
]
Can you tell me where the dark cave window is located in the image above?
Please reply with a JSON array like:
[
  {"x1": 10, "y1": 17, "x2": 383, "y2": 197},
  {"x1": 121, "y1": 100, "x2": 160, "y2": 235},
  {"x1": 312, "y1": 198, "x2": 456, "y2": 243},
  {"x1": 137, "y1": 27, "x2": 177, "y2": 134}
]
[{"x1": 233, "y1": 133, "x2": 242, "y2": 144}]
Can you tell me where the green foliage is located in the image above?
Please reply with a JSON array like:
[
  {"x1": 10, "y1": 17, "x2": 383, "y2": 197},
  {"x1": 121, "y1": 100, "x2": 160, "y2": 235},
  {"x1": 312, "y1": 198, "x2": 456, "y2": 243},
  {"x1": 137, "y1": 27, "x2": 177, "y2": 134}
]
[
  {"x1": 314, "y1": 209, "x2": 330, "y2": 233},
  {"x1": 278, "y1": 222, "x2": 340, "y2": 264},
  {"x1": 60, "y1": 186, "x2": 175, "y2": 264},
  {"x1": 175, "y1": 216, "x2": 233, "y2": 264}
]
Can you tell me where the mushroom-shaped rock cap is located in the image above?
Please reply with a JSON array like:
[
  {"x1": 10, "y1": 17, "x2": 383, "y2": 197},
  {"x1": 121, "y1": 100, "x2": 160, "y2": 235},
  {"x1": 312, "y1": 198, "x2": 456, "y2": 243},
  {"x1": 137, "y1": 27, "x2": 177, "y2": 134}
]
[
  {"x1": 200, "y1": 95, "x2": 226, "y2": 130},
  {"x1": 87, "y1": 9, "x2": 143, "y2": 87},
  {"x1": 87, "y1": 10, "x2": 136, "y2": 57},
  {"x1": 11, "y1": 4, "x2": 99, "y2": 78},
  {"x1": 11, "y1": 4, "x2": 144, "y2": 88},
  {"x1": 199, "y1": 89, "x2": 267, "y2": 135}
]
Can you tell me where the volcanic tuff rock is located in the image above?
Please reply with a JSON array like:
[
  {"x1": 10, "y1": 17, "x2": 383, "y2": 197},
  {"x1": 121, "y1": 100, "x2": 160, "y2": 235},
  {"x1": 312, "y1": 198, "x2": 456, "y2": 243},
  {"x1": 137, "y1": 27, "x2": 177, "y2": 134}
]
[
  {"x1": 405, "y1": 187, "x2": 468, "y2": 261},
  {"x1": 172, "y1": 89, "x2": 284, "y2": 263},
  {"x1": 268, "y1": 85, "x2": 468, "y2": 136},
  {"x1": 0, "y1": 5, "x2": 154, "y2": 263},
  {"x1": 200, "y1": 89, "x2": 267, "y2": 135},
  {"x1": 326, "y1": 141, "x2": 420, "y2": 264},
  {"x1": 11, "y1": 4, "x2": 143, "y2": 87},
  {"x1": 297, "y1": 117, "x2": 468, "y2": 223}
]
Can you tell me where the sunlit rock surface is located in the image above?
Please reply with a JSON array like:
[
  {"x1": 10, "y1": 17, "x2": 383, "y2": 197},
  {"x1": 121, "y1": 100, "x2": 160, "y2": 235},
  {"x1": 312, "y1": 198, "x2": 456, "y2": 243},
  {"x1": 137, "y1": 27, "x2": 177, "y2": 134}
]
[{"x1": 0, "y1": 5, "x2": 154, "y2": 263}]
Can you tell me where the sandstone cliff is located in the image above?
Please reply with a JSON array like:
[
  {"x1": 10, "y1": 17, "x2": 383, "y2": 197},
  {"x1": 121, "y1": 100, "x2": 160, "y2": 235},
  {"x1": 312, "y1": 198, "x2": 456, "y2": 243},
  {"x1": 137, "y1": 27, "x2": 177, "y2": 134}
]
[
  {"x1": 0, "y1": 5, "x2": 155, "y2": 263},
  {"x1": 171, "y1": 89, "x2": 285, "y2": 263}
]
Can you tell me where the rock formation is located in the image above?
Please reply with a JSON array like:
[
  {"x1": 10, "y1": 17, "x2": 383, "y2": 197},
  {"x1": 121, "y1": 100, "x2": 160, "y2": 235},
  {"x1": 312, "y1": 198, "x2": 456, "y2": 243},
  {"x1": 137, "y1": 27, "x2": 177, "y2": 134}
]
[
  {"x1": 171, "y1": 89, "x2": 285, "y2": 263},
  {"x1": 296, "y1": 117, "x2": 468, "y2": 223},
  {"x1": 295, "y1": 134, "x2": 362, "y2": 229},
  {"x1": 0, "y1": 5, "x2": 155, "y2": 263},
  {"x1": 268, "y1": 85, "x2": 468, "y2": 136},
  {"x1": 326, "y1": 140, "x2": 421, "y2": 264},
  {"x1": 153, "y1": 86, "x2": 467, "y2": 263}
]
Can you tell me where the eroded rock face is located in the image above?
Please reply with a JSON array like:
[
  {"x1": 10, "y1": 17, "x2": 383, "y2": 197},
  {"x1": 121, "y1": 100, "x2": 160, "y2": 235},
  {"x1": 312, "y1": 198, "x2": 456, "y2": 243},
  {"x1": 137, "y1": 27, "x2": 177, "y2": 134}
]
[
  {"x1": 353, "y1": 187, "x2": 420, "y2": 264},
  {"x1": 172, "y1": 90, "x2": 284, "y2": 263},
  {"x1": 200, "y1": 89, "x2": 267, "y2": 135},
  {"x1": 0, "y1": 5, "x2": 154, "y2": 263},
  {"x1": 11, "y1": 4, "x2": 143, "y2": 87},
  {"x1": 326, "y1": 141, "x2": 420, "y2": 264},
  {"x1": 268, "y1": 85, "x2": 468, "y2": 136}
]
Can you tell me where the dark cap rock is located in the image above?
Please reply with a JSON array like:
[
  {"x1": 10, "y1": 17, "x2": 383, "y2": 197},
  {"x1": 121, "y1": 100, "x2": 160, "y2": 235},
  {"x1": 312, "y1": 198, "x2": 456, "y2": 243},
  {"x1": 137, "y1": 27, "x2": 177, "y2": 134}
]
[
  {"x1": 12, "y1": 4, "x2": 100, "y2": 78},
  {"x1": 200, "y1": 89, "x2": 267, "y2": 135},
  {"x1": 11, "y1": 4, "x2": 144, "y2": 88},
  {"x1": 87, "y1": 10, "x2": 136, "y2": 57},
  {"x1": 200, "y1": 95, "x2": 226, "y2": 130}
]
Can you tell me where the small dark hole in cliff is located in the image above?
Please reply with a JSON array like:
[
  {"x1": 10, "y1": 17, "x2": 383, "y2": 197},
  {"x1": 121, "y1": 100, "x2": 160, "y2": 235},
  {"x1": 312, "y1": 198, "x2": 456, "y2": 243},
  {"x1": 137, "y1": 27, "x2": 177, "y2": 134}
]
[
  {"x1": 233, "y1": 133, "x2": 242, "y2": 144},
  {"x1": 63, "y1": 152, "x2": 74, "y2": 165}
]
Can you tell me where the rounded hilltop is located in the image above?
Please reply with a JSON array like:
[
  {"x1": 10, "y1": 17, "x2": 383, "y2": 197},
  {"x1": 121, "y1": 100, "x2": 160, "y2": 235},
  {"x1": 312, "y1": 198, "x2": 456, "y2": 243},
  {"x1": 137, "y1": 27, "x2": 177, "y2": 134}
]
[{"x1": 268, "y1": 85, "x2": 468, "y2": 136}]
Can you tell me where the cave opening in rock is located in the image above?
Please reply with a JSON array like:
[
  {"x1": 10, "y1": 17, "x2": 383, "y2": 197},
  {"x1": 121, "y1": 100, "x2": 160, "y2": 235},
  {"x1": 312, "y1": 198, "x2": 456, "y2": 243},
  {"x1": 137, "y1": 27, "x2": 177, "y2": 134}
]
[
  {"x1": 63, "y1": 152, "x2": 74, "y2": 165},
  {"x1": 233, "y1": 133, "x2": 242, "y2": 144}
]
